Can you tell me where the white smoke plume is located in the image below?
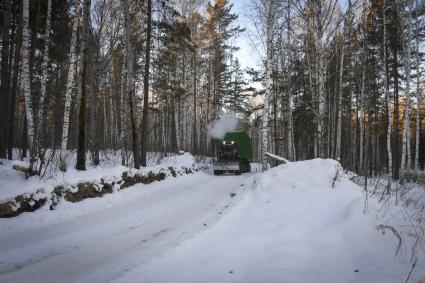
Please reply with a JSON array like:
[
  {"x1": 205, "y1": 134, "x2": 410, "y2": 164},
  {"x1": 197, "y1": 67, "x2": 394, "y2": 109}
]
[{"x1": 208, "y1": 114, "x2": 238, "y2": 139}]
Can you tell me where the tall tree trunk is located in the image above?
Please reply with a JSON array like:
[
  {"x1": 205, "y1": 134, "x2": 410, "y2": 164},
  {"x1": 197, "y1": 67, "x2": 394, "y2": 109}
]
[
  {"x1": 76, "y1": 0, "x2": 91, "y2": 171},
  {"x1": 401, "y1": 0, "x2": 413, "y2": 177},
  {"x1": 315, "y1": 0, "x2": 326, "y2": 158},
  {"x1": 8, "y1": 4, "x2": 22, "y2": 160},
  {"x1": 121, "y1": 0, "x2": 140, "y2": 169},
  {"x1": 0, "y1": 0, "x2": 11, "y2": 158},
  {"x1": 192, "y1": 52, "x2": 198, "y2": 154},
  {"x1": 286, "y1": 0, "x2": 295, "y2": 160},
  {"x1": 120, "y1": 52, "x2": 128, "y2": 166},
  {"x1": 60, "y1": 3, "x2": 80, "y2": 170},
  {"x1": 261, "y1": 0, "x2": 275, "y2": 168},
  {"x1": 36, "y1": 0, "x2": 52, "y2": 167},
  {"x1": 21, "y1": 0, "x2": 35, "y2": 171},
  {"x1": 414, "y1": 2, "x2": 421, "y2": 172},
  {"x1": 336, "y1": 38, "x2": 344, "y2": 161},
  {"x1": 393, "y1": 45, "x2": 400, "y2": 179},
  {"x1": 140, "y1": 0, "x2": 152, "y2": 167},
  {"x1": 359, "y1": 1, "x2": 368, "y2": 173},
  {"x1": 383, "y1": 0, "x2": 393, "y2": 177},
  {"x1": 29, "y1": 0, "x2": 41, "y2": 74}
]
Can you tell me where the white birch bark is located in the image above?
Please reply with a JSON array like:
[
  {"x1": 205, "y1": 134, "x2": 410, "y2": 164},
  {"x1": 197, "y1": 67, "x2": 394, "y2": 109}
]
[
  {"x1": 36, "y1": 0, "x2": 52, "y2": 155},
  {"x1": 120, "y1": 54, "x2": 128, "y2": 166},
  {"x1": 21, "y1": 0, "x2": 35, "y2": 163},
  {"x1": 414, "y1": 1, "x2": 420, "y2": 172},
  {"x1": 401, "y1": 0, "x2": 413, "y2": 176},
  {"x1": 286, "y1": 0, "x2": 295, "y2": 161},
  {"x1": 336, "y1": 39, "x2": 344, "y2": 161},
  {"x1": 383, "y1": 0, "x2": 393, "y2": 177},
  {"x1": 261, "y1": 0, "x2": 275, "y2": 168},
  {"x1": 315, "y1": 0, "x2": 326, "y2": 158},
  {"x1": 359, "y1": 60, "x2": 366, "y2": 172},
  {"x1": 306, "y1": 55, "x2": 317, "y2": 158},
  {"x1": 359, "y1": 0, "x2": 367, "y2": 172},
  {"x1": 60, "y1": 3, "x2": 81, "y2": 168},
  {"x1": 317, "y1": 40, "x2": 326, "y2": 158}
]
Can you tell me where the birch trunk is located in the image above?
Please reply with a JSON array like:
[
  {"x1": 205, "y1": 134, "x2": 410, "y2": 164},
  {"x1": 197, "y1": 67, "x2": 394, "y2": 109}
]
[
  {"x1": 359, "y1": 62, "x2": 366, "y2": 173},
  {"x1": 120, "y1": 53, "x2": 128, "y2": 166},
  {"x1": 317, "y1": 44, "x2": 326, "y2": 158},
  {"x1": 336, "y1": 39, "x2": 344, "y2": 161},
  {"x1": 261, "y1": 0, "x2": 275, "y2": 168},
  {"x1": 192, "y1": 52, "x2": 198, "y2": 154},
  {"x1": 306, "y1": 54, "x2": 317, "y2": 158},
  {"x1": 286, "y1": 0, "x2": 295, "y2": 160},
  {"x1": 60, "y1": 3, "x2": 80, "y2": 170},
  {"x1": 140, "y1": 0, "x2": 152, "y2": 166},
  {"x1": 21, "y1": 0, "x2": 35, "y2": 168},
  {"x1": 36, "y1": 0, "x2": 52, "y2": 159},
  {"x1": 359, "y1": 0, "x2": 367, "y2": 172},
  {"x1": 414, "y1": 1, "x2": 420, "y2": 172},
  {"x1": 383, "y1": 0, "x2": 393, "y2": 177},
  {"x1": 401, "y1": 0, "x2": 413, "y2": 177}
]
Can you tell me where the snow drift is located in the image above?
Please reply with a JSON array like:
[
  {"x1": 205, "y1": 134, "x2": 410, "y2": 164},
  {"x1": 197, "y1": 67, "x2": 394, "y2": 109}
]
[
  {"x1": 0, "y1": 153, "x2": 198, "y2": 217},
  {"x1": 115, "y1": 159, "x2": 425, "y2": 283}
]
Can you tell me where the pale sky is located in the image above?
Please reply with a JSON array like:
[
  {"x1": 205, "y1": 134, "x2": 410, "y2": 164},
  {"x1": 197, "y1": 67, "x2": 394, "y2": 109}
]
[{"x1": 230, "y1": 0, "x2": 262, "y2": 71}]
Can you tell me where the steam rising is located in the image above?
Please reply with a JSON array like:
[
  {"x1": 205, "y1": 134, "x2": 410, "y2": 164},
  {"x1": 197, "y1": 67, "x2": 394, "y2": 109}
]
[{"x1": 208, "y1": 114, "x2": 238, "y2": 139}]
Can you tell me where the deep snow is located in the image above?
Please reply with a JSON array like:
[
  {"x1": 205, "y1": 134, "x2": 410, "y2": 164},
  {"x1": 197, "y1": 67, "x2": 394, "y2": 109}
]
[
  {"x1": 0, "y1": 171, "x2": 251, "y2": 283},
  {"x1": 115, "y1": 159, "x2": 425, "y2": 283},
  {"x1": 0, "y1": 158, "x2": 424, "y2": 283},
  {"x1": 0, "y1": 151, "x2": 198, "y2": 203}
]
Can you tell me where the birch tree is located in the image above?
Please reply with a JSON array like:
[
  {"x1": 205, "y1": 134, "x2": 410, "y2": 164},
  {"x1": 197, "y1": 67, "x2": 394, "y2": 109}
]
[
  {"x1": 414, "y1": 0, "x2": 421, "y2": 172},
  {"x1": 401, "y1": 0, "x2": 414, "y2": 177},
  {"x1": 336, "y1": 34, "x2": 344, "y2": 161},
  {"x1": 60, "y1": 3, "x2": 81, "y2": 171},
  {"x1": 120, "y1": 54, "x2": 128, "y2": 166},
  {"x1": 140, "y1": 0, "x2": 153, "y2": 167},
  {"x1": 357, "y1": 0, "x2": 369, "y2": 173},
  {"x1": 36, "y1": 0, "x2": 52, "y2": 166},
  {"x1": 286, "y1": 0, "x2": 295, "y2": 161},
  {"x1": 383, "y1": 0, "x2": 393, "y2": 177},
  {"x1": 315, "y1": 0, "x2": 328, "y2": 158},
  {"x1": 261, "y1": 0, "x2": 275, "y2": 168},
  {"x1": 21, "y1": 0, "x2": 36, "y2": 171},
  {"x1": 295, "y1": 0, "x2": 339, "y2": 158}
]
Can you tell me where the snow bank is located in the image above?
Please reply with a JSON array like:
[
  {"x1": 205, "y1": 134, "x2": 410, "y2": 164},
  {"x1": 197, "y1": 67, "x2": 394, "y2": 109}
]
[
  {"x1": 0, "y1": 153, "x2": 200, "y2": 217},
  {"x1": 159, "y1": 152, "x2": 196, "y2": 169},
  {"x1": 116, "y1": 159, "x2": 425, "y2": 283}
]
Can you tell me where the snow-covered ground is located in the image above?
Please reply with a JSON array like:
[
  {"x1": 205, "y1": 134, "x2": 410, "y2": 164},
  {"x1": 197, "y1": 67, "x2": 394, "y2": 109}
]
[
  {"x1": 0, "y1": 150, "x2": 202, "y2": 203},
  {"x1": 0, "y1": 171, "x2": 251, "y2": 283},
  {"x1": 1, "y1": 158, "x2": 424, "y2": 282}
]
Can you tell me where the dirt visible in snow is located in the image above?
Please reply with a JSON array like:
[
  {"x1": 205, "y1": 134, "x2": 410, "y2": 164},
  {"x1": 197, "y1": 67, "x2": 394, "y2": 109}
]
[
  {"x1": 121, "y1": 171, "x2": 166, "y2": 189},
  {"x1": 54, "y1": 182, "x2": 114, "y2": 203},
  {"x1": 0, "y1": 191, "x2": 47, "y2": 218},
  {"x1": 0, "y1": 167, "x2": 197, "y2": 218}
]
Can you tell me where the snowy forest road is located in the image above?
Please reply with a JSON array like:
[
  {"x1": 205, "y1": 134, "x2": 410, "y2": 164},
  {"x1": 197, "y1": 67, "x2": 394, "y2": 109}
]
[{"x1": 0, "y1": 172, "x2": 254, "y2": 283}]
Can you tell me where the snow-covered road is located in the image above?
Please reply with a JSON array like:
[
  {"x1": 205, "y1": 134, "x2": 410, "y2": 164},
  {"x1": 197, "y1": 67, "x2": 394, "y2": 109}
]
[
  {"x1": 0, "y1": 172, "x2": 253, "y2": 283},
  {"x1": 2, "y1": 159, "x2": 425, "y2": 283}
]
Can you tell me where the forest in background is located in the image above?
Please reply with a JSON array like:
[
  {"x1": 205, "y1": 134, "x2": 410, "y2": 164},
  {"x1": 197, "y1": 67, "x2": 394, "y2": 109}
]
[{"x1": 0, "y1": 0, "x2": 424, "y2": 181}]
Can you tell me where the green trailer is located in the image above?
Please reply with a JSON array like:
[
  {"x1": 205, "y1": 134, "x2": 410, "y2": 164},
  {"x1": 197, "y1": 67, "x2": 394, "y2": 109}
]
[{"x1": 213, "y1": 132, "x2": 252, "y2": 175}]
